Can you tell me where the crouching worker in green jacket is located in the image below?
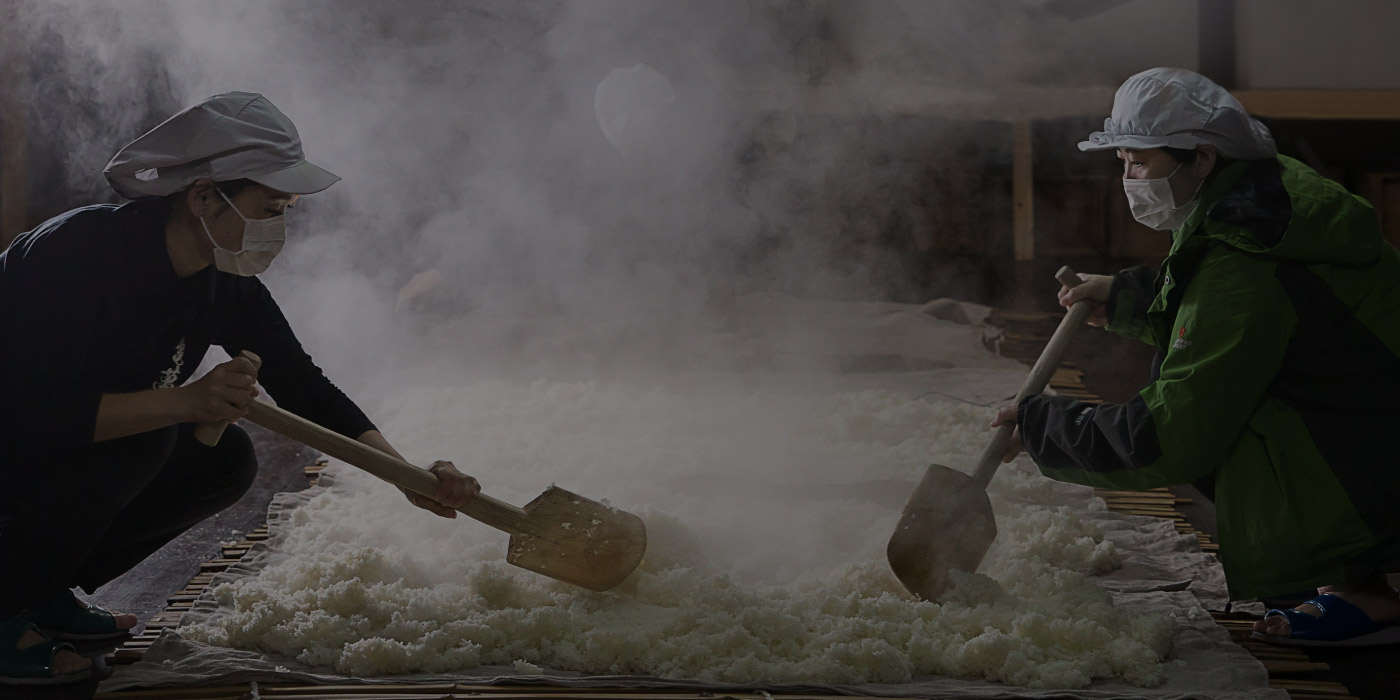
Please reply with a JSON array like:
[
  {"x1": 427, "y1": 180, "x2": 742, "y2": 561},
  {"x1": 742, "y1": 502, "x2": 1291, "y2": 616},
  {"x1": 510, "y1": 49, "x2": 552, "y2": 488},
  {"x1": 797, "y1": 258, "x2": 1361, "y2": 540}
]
[{"x1": 993, "y1": 68, "x2": 1400, "y2": 648}]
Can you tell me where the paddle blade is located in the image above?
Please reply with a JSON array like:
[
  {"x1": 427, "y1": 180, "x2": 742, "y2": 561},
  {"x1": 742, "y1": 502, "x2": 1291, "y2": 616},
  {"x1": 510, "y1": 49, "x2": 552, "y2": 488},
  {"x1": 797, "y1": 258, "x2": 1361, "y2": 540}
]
[
  {"x1": 886, "y1": 464, "x2": 998, "y2": 601},
  {"x1": 506, "y1": 486, "x2": 647, "y2": 592}
]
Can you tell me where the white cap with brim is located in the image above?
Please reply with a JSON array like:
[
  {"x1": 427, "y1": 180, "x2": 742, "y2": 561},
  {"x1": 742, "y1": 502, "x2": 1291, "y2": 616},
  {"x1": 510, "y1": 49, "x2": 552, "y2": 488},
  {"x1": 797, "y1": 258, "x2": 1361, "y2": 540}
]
[
  {"x1": 104, "y1": 91, "x2": 340, "y2": 199},
  {"x1": 1078, "y1": 67, "x2": 1277, "y2": 162}
]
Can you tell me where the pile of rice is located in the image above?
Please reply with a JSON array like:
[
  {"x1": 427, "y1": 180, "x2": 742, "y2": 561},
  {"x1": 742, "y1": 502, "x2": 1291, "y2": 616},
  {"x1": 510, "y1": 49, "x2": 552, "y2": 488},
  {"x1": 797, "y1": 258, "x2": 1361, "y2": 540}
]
[{"x1": 183, "y1": 379, "x2": 1174, "y2": 688}]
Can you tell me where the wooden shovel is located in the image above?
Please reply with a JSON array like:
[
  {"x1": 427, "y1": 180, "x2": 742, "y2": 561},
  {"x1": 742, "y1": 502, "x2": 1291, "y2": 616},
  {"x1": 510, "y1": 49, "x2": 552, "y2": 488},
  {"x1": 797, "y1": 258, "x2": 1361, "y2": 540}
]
[
  {"x1": 887, "y1": 266, "x2": 1092, "y2": 601},
  {"x1": 196, "y1": 365, "x2": 647, "y2": 593}
]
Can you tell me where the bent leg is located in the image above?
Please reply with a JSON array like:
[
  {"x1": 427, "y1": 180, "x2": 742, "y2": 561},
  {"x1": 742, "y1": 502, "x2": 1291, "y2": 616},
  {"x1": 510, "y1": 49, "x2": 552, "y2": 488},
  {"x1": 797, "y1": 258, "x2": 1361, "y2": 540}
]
[
  {"x1": 0, "y1": 427, "x2": 178, "y2": 621},
  {"x1": 69, "y1": 423, "x2": 259, "y2": 593}
]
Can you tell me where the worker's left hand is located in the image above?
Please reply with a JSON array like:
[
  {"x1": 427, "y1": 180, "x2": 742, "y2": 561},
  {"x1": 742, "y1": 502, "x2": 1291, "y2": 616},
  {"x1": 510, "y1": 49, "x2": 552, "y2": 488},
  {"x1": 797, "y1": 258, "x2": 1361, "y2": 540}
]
[
  {"x1": 1058, "y1": 273, "x2": 1112, "y2": 327},
  {"x1": 990, "y1": 404, "x2": 1024, "y2": 463},
  {"x1": 401, "y1": 460, "x2": 481, "y2": 518}
]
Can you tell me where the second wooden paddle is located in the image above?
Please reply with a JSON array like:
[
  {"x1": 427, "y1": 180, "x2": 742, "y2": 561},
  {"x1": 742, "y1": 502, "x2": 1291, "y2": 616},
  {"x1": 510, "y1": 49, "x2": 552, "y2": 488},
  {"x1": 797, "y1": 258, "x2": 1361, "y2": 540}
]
[{"x1": 886, "y1": 266, "x2": 1094, "y2": 601}]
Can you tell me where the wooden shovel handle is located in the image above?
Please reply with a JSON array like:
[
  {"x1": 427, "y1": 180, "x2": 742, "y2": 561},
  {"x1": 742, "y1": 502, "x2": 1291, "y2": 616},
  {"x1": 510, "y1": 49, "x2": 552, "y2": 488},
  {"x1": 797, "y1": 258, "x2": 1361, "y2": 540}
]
[
  {"x1": 969, "y1": 266, "x2": 1096, "y2": 489},
  {"x1": 194, "y1": 350, "x2": 263, "y2": 447},
  {"x1": 242, "y1": 398, "x2": 535, "y2": 536}
]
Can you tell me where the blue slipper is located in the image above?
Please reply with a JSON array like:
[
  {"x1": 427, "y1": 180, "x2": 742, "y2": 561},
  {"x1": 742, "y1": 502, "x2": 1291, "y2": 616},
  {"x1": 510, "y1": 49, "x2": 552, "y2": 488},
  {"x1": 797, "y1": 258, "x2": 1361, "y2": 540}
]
[{"x1": 1252, "y1": 593, "x2": 1400, "y2": 648}]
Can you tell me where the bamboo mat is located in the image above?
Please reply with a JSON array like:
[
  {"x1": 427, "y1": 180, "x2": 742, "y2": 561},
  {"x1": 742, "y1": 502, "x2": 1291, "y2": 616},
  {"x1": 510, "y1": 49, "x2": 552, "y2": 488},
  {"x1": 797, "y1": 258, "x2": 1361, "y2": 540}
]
[{"x1": 94, "y1": 308, "x2": 1356, "y2": 699}]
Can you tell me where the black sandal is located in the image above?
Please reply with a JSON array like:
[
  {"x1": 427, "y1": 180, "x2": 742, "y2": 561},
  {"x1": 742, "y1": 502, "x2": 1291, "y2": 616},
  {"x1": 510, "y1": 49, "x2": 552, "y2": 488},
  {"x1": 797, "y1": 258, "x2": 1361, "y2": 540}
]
[
  {"x1": 26, "y1": 590, "x2": 133, "y2": 642},
  {"x1": 0, "y1": 615, "x2": 92, "y2": 686}
]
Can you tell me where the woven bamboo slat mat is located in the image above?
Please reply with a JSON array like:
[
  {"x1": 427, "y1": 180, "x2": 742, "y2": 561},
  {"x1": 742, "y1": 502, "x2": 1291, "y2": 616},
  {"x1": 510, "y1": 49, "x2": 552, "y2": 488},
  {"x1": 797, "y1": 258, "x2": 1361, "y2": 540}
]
[{"x1": 94, "y1": 308, "x2": 1356, "y2": 699}]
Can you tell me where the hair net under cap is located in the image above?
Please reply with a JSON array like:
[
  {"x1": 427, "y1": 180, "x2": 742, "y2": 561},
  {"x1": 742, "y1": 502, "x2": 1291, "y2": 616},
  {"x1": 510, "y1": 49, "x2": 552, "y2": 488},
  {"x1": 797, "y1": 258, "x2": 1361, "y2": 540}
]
[
  {"x1": 1079, "y1": 67, "x2": 1277, "y2": 161},
  {"x1": 104, "y1": 91, "x2": 340, "y2": 199}
]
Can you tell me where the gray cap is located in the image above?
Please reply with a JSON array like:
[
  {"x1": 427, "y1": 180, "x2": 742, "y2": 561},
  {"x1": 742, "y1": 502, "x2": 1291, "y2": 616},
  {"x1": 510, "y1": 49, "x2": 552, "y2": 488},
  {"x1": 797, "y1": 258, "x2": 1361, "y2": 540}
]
[
  {"x1": 1079, "y1": 68, "x2": 1277, "y2": 161},
  {"x1": 104, "y1": 91, "x2": 340, "y2": 199}
]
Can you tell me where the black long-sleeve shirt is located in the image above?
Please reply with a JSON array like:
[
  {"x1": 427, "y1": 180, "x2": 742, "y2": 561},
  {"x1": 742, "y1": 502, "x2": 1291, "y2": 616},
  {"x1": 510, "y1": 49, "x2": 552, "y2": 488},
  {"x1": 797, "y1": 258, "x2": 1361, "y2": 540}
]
[{"x1": 0, "y1": 197, "x2": 375, "y2": 466}]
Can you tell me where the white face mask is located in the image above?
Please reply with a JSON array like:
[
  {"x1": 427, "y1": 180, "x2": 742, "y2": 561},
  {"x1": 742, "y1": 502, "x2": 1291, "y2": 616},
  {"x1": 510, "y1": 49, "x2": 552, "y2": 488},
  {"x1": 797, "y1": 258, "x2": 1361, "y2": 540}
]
[
  {"x1": 199, "y1": 189, "x2": 286, "y2": 276},
  {"x1": 1122, "y1": 163, "x2": 1205, "y2": 231}
]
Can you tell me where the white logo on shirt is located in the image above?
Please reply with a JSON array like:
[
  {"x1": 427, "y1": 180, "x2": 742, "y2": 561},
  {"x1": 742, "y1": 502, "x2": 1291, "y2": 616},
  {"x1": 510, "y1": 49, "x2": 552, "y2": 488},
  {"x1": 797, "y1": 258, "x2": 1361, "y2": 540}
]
[
  {"x1": 1172, "y1": 325, "x2": 1192, "y2": 350},
  {"x1": 153, "y1": 338, "x2": 186, "y2": 389}
]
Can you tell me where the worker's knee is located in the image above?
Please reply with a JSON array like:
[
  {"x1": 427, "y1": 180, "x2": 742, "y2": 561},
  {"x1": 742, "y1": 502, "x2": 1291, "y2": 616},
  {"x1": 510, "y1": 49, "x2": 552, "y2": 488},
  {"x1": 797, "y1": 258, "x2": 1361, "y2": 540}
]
[
  {"x1": 56, "y1": 425, "x2": 182, "y2": 508},
  {"x1": 80, "y1": 425, "x2": 180, "y2": 479},
  {"x1": 197, "y1": 424, "x2": 259, "y2": 510}
]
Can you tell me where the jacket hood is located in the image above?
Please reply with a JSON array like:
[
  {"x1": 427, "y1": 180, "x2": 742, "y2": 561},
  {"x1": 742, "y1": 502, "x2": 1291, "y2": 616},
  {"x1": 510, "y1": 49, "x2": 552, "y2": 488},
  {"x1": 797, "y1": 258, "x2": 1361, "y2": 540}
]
[{"x1": 1192, "y1": 156, "x2": 1384, "y2": 266}]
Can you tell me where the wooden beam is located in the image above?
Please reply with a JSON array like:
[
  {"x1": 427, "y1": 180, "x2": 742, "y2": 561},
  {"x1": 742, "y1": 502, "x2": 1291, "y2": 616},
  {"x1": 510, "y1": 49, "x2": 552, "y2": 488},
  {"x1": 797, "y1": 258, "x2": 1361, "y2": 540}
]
[
  {"x1": 1234, "y1": 89, "x2": 1400, "y2": 120},
  {"x1": 1012, "y1": 119, "x2": 1034, "y2": 262},
  {"x1": 1198, "y1": 0, "x2": 1236, "y2": 89},
  {"x1": 0, "y1": 0, "x2": 29, "y2": 250}
]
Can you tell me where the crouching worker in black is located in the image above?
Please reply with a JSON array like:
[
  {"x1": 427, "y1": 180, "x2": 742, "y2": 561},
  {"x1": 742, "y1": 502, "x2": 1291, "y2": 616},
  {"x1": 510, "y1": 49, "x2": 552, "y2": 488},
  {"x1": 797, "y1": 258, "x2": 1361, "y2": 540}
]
[{"x1": 0, "y1": 92, "x2": 481, "y2": 685}]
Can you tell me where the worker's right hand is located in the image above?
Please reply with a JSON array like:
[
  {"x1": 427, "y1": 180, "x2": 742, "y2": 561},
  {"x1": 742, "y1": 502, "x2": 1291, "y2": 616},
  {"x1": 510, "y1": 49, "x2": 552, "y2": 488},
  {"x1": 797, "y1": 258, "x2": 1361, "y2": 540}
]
[
  {"x1": 991, "y1": 404, "x2": 1024, "y2": 463},
  {"x1": 179, "y1": 355, "x2": 260, "y2": 422},
  {"x1": 400, "y1": 460, "x2": 481, "y2": 518},
  {"x1": 1058, "y1": 273, "x2": 1113, "y2": 328}
]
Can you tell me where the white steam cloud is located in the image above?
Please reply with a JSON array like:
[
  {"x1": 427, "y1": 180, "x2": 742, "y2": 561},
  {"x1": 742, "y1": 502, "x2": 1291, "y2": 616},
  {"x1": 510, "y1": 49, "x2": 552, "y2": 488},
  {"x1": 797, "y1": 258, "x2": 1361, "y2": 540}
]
[{"x1": 14, "y1": 0, "x2": 1181, "y2": 385}]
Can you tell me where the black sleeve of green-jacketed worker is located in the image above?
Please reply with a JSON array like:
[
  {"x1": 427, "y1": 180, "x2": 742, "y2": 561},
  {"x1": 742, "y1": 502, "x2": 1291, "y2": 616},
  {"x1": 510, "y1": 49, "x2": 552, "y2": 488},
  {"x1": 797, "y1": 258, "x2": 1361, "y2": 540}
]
[
  {"x1": 217, "y1": 280, "x2": 377, "y2": 439},
  {"x1": 1016, "y1": 395, "x2": 1162, "y2": 476},
  {"x1": 1015, "y1": 252, "x2": 1293, "y2": 491},
  {"x1": 1017, "y1": 264, "x2": 1163, "y2": 478}
]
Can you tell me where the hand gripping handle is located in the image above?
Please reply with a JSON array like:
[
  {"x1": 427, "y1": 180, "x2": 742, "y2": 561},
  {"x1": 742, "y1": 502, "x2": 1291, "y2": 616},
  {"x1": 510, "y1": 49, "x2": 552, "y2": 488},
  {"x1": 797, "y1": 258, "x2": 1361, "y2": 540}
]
[
  {"x1": 969, "y1": 266, "x2": 1094, "y2": 489},
  {"x1": 193, "y1": 350, "x2": 263, "y2": 447}
]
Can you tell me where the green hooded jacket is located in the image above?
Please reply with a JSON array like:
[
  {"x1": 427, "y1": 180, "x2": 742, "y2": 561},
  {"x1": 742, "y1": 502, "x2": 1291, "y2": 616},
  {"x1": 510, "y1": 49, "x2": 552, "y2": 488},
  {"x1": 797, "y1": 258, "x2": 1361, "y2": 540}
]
[{"x1": 1017, "y1": 155, "x2": 1400, "y2": 599}]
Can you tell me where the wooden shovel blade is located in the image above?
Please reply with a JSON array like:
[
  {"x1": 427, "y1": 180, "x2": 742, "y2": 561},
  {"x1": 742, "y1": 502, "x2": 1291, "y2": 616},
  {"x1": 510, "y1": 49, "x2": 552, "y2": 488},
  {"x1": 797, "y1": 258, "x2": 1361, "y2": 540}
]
[
  {"x1": 886, "y1": 464, "x2": 997, "y2": 601},
  {"x1": 506, "y1": 485, "x2": 647, "y2": 592}
]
